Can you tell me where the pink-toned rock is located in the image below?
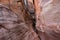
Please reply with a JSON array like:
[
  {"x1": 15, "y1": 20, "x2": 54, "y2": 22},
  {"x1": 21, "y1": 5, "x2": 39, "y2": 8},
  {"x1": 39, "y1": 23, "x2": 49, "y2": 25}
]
[
  {"x1": 36, "y1": 0, "x2": 60, "y2": 40},
  {"x1": 0, "y1": 1, "x2": 40, "y2": 40}
]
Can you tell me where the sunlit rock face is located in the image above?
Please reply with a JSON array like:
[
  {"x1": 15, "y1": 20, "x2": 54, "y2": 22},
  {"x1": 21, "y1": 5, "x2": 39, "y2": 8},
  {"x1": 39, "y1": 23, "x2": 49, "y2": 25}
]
[
  {"x1": 40, "y1": 0, "x2": 60, "y2": 32},
  {"x1": 37, "y1": 0, "x2": 60, "y2": 40}
]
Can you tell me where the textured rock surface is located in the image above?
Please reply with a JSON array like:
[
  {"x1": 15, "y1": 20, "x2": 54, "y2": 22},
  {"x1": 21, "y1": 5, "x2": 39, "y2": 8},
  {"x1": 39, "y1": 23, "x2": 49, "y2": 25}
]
[
  {"x1": 0, "y1": 2, "x2": 40, "y2": 40},
  {"x1": 36, "y1": 0, "x2": 60, "y2": 40}
]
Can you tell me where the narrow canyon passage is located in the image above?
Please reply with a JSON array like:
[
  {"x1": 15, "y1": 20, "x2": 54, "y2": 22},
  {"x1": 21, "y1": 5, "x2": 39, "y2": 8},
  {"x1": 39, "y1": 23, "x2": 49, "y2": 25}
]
[{"x1": 0, "y1": 0, "x2": 60, "y2": 40}]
